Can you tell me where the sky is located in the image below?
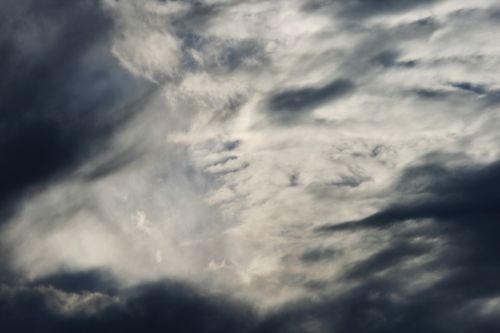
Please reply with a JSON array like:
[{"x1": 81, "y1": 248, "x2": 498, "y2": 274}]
[{"x1": 1, "y1": 0, "x2": 500, "y2": 332}]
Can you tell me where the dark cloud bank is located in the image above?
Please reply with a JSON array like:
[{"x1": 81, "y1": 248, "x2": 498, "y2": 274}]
[
  {"x1": 268, "y1": 79, "x2": 355, "y2": 120},
  {"x1": 2, "y1": 0, "x2": 500, "y2": 332},
  {"x1": 0, "y1": 0, "x2": 148, "y2": 224},
  {"x1": 315, "y1": 153, "x2": 500, "y2": 333}
]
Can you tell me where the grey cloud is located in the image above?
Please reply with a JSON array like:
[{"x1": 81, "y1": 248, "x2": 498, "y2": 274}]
[
  {"x1": 174, "y1": 0, "x2": 269, "y2": 74},
  {"x1": 300, "y1": 247, "x2": 339, "y2": 264},
  {"x1": 268, "y1": 79, "x2": 355, "y2": 119},
  {"x1": 289, "y1": 174, "x2": 299, "y2": 187},
  {"x1": 303, "y1": 0, "x2": 438, "y2": 18},
  {"x1": 449, "y1": 82, "x2": 488, "y2": 95},
  {"x1": 370, "y1": 50, "x2": 418, "y2": 69},
  {"x1": 343, "y1": 240, "x2": 430, "y2": 279},
  {"x1": 326, "y1": 18, "x2": 440, "y2": 83},
  {"x1": 255, "y1": 276, "x2": 500, "y2": 333},
  {"x1": 448, "y1": 82, "x2": 500, "y2": 105},
  {"x1": 312, "y1": 153, "x2": 500, "y2": 331},
  {"x1": 0, "y1": 278, "x2": 256, "y2": 333},
  {"x1": 326, "y1": 176, "x2": 366, "y2": 188},
  {"x1": 412, "y1": 82, "x2": 500, "y2": 106},
  {"x1": 3, "y1": 1, "x2": 500, "y2": 332},
  {"x1": 172, "y1": 1, "x2": 223, "y2": 34},
  {"x1": 0, "y1": 0, "x2": 150, "y2": 224},
  {"x1": 413, "y1": 88, "x2": 450, "y2": 99},
  {"x1": 29, "y1": 270, "x2": 117, "y2": 295},
  {"x1": 6, "y1": 264, "x2": 498, "y2": 333},
  {"x1": 215, "y1": 39, "x2": 268, "y2": 71},
  {"x1": 183, "y1": 36, "x2": 268, "y2": 73},
  {"x1": 83, "y1": 150, "x2": 142, "y2": 181},
  {"x1": 223, "y1": 140, "x2": 241, "y2": 151}
]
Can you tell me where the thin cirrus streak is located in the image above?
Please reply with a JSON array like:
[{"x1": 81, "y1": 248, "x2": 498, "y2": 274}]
[{"x1": 1, "y1": 0, "x2": 500, "y2": 332}]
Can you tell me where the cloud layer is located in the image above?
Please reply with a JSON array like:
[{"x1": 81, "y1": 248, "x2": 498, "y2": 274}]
[{"x1": 1, "y1": 0, "x2": 500, "y2": 332}]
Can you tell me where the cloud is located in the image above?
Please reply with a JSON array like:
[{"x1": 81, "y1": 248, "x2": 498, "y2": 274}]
[
  {"x1": 320, "y1": 154, "x2": 500, "y2": 231},
  {"x1": 268, "y1": 79, "x2": 355, "y2": 119},
  {"x1": 0, "y1": 0, "x2": 149, "y2": 223},
  {"x1": 2, "y1": 0, "x2": 500, "y2": 332},
  {"x1": 0, "y1": 278, "x2": 256, "y2": 333},
  {"x1": 303, "y1": 0, "x2": 439, "y2": 18},
  {"x1": 313, "y1": 153, "x2": 500, "y2": 331}
]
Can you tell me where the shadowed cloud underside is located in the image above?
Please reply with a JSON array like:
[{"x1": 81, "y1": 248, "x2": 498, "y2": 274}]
[{"x1": 1, "y1": 0, "x2": 500, "y2": 332}]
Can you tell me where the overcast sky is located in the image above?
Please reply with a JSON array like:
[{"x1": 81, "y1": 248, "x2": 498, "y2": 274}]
[{"x1": 2, "y1": 0, "x2": 500, "y2": 332}]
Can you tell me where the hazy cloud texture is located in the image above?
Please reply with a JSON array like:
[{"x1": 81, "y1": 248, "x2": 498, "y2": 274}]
[{"x1": 1, "y1": 0, "x2": 500, "y2": 332}]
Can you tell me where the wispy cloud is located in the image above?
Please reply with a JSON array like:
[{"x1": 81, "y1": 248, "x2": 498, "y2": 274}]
[{"x1": 1, "y1": 0, "x2": 500, "y2": 331}]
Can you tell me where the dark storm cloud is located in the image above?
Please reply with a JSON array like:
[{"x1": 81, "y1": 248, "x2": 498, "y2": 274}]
[
  {"x1": 268, "y1": 79, "x2": 354, "y2": 119},
  {"x1": 449, "y1": 82, "x2": 488, "y2": 95},
  {"x1": 0, "y1": 279, "x2": 256, "y2": 333},
  {"x1": 0, "y1": 0, "x2": 149, "y2": 223},
  {"x1": 300, "y1": 247, "x2": 339, "y2": 264},
  {"x1": 223, "y1": 140, "x2": 241, "y2": 151},
  {"x1": 29, "y1": 270, "x2": 117, "y2": 294},
  {"x1": 2, "y1": 1, "x2": 500, "y2": 332},
  {"x1": 309, "y1": 153, "x2": 500, "y2": 332}
]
